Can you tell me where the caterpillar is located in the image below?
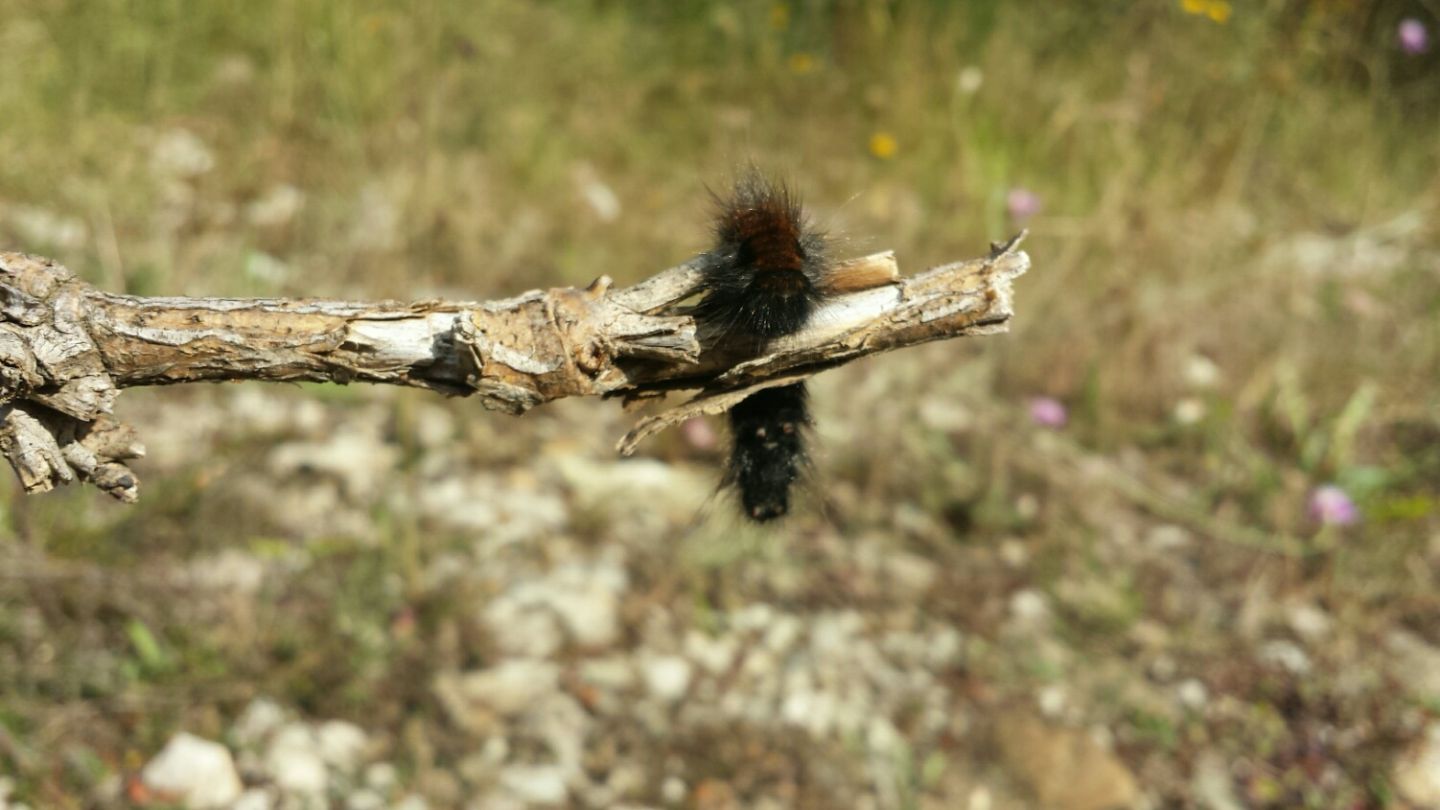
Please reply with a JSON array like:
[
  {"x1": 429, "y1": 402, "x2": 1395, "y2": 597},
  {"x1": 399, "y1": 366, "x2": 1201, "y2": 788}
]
[{"x1": 694, "y1": 171, "x2": 829, "y2": 522}]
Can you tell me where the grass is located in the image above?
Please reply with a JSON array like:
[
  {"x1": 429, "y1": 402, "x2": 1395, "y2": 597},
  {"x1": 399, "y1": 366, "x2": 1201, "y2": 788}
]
[{"x1": 1, "y1": 0, "x2": 1437, "y2": 807}]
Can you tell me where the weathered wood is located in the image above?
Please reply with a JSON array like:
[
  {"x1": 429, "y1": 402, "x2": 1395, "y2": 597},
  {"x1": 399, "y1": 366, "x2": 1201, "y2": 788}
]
[{"x1": 0, "y1": 234, "x2": 1027, "y2": 501}]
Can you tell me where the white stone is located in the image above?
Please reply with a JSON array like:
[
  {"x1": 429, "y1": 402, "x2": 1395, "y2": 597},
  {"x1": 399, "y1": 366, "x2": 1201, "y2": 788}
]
[
  {"x1": 484, "y1": 597, "x2": 563, "y2": 659},
  {"x1": 865, "y1": 717, "x2": 904, "y2": 756},
  {"x1": 1184, "y1": 354, "x2": 1222, "y2": 389},
  {"x1": 317, "y1": 721, "x2": 368, "y2": 773},
  {"x1": 187, "y1": 549, "x2": 266, "y2": 595},
  {"x1": 268, "y1": 431, "x2": 398, "y2": 501},
  {"x1": 1191, "y1": 751, "x2": 1242, "y2": 810},
  {"x1": 231, "y1": 789, "x2": 275, "y2": 810},
  {"x1": 640, "y1": 655, "x2": 693, "y2": 702},
  {"x1": 266, "y1": 724, "x2": 328, "y2": 795},
  {"x1": 1173, "y1": 398, "x2": 1206, "y2": 425},
  {"x1": 457, "y1": 660, "x2": 561, "y2": 715},
  {"x1": 246, "y1": 184, "x2": 305, "y2": 228},
  {"x1": 762, "y1": 615, "x2": 803, "y2": 653},
  {"x1": 1387, "y1": 630, "x2": 1440, "y2": 701},
  {"x1": 956, "y1": 66, "x2": 984, "y2": 95},
  {"x1": 577, "y1": 176, "x2": 621, "y2": 223},
  {"x1": 992, "y1": 543, "x2": 1027, "y2": 574},
  {"x1": 1258, "y1": 639, "x2": 1311, "y2": 675},
  {"x1": 233, "y1": 698, "x2": 288, "y2": 749},
  {"x1": 1177, "y1": 679, "x2": 1209, "y2": 711},
  {"x1": 1036, "y1": 685, "x2": 1067, "y2": 718},
  {"x1": 140, "y1": 733, "x2": 243, "y2": 808},
  {"x1": 732, "y1": 603, "x2": 776, "y2": 631},
  {"x1": 884, "y1": 552, "x2": 939, "y2": 595},
  {"x1": 345, "y1": 790, "x2": 386, "y2": 810},
  {"x1": 1395, "y1": 724, "x2": 1440, "y2": 807},
  {"x1": 924, "y1": 626, "x2": 965, "y2": 668},
  {"x1": 1286, "y1": 602, "x2": 1332, "y2": 642},
  {"x1": 500, "y1": 765, "x2": 569, "y2": 805},
  {"x1": 1146, "y1": 525, "x2": 1192, "y2": 551},
  {"x1": 483, "y1": 561, "x2": 627, "y2": 657},
  {"x1": 660, "y1": 776, "x2": 687, "y2": 804},
  {"x1": 8, "y1": 206, "x2": 87, "y2": 251},
  {"x1": 1008, "y1": 589, "x2": 1051, "y2": 631},
  {"x1": 151, "y1": 128, "x2": 215, "y2": 179},
  {"x1": 541, "y1": 563, "x2": 626, "y2": 647},
  {"x1": 579, "y1": 656, "x2": 636, "y2": 691},
  {"x1": 684, "y1": 631, "x2": 737, "y2": 675},
  {"x1": 363, "y1": 762, "x2": 398, "y2": 793}
]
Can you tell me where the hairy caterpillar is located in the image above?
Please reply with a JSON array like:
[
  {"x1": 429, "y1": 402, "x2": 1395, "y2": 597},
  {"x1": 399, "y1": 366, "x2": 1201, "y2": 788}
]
[{"x1": 695, "y1": 171, "x2": 829, "y2": 522}]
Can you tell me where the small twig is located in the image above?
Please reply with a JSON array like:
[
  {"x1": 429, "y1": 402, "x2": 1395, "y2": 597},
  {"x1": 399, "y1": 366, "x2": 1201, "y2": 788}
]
[{"x1": 0, "y1": 235, "x2": 1028, "y2": 501}]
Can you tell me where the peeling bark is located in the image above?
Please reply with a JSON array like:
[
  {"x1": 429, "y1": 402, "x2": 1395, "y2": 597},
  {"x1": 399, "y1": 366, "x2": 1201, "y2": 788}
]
[{"x1": 0, "y1": 234, "x2": 1028, "y2": 500}]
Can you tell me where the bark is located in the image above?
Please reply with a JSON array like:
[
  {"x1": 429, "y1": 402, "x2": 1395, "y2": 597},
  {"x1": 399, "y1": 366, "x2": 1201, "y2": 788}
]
[{"x1": 0, "y1": 234, "x2": 1028, "y2": 501}]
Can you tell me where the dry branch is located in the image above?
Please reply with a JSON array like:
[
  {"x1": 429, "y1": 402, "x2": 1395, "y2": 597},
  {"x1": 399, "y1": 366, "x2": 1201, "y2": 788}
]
[{"x1": 0, "y1": 236, "x2": 1028, "y2": 501}]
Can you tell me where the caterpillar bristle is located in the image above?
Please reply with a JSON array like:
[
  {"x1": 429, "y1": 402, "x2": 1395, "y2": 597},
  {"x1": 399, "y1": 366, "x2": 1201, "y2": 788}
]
[
  {"x1": 726, "y1": 382, "x2": 810, "y2": 522},
  {"x1": 695, "y1": 171, "x2": 828, "y2": 341},
  {"x1": 694, "y1": 170, "x2": 830, "y2": 523}
]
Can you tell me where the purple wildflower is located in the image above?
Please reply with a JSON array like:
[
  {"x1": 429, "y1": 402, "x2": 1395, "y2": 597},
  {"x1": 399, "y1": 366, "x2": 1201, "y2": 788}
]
[
  {"x1": 1398, "y1": 19, "x2": 1430, "y2": 55},
  {"x1": 1308, "y1": 485, "x2": 1359, "y2": 527},
  {"x1": 680, "y1": 416, "x2": 718, "y2": 450},
  {"x1": 1006, "y1": 187, "x2": 1042, "y2": 222},
  {"x1": 1028, "y1": 397, "x2": 1067, "y2": 429}
]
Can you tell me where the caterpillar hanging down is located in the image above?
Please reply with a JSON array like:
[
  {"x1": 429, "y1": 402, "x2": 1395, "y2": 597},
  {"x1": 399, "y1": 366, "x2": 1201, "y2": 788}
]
[{"x1": 694, "y1": 172, "x2": 829, "y2": 522}]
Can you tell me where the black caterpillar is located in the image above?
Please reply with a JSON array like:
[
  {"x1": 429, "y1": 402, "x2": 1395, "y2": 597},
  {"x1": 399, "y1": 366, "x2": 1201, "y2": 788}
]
[{"x1": 695, "y1": 172, "x2": 829, "y2": 522}]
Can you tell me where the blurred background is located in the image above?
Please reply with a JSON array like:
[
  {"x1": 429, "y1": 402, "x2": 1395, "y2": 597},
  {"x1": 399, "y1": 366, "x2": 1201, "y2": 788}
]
[{"x1": 1, "y1": 1, "x2": 1438, "y2": 808}]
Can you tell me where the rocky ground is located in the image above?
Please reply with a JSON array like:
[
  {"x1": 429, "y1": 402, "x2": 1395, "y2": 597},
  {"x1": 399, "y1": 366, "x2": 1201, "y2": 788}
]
[{"x1": 3, "y1": 367, "x2": 1438, "y2": 809}]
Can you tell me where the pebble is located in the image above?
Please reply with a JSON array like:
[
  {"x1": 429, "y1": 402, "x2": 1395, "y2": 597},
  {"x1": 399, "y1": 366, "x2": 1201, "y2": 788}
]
[
  {"x1": 1177, "y1": 679, "x2": 1209, "y2": 711},
  {"x1": 661, "y1": 776, "x2": 687, "y2": 804},
  {"x1": 233, "y1": 698, "x2": 288, "y2": 749},
  {"x1": 444, "y1": 660, "x2": 561, "y2": 717},
  {"x1": 1008, "y1": 589, "x2": 1052, "y2": 633},
  {"x1": 151, "y1": 128, "x2": 215, "y2": 179},
  {"x1": 1191, "y1": 751, "x2": 1242, "y2": 810},
  {"x1": 483, "y1": 561, "x2": 627, "y2": 656},
  {"x1": 1387, "y1": 630, "x2": 1440, "y2": 701},
  {"x1": 363, "y1": 762, "x2": 399, "y2": 793},
  {"x1": 1285, "y1": 602, "x2": 1332, "y2": 642},
  {"x1": 500, "y1": 765, "x2": 569, "y2": 805},
  {"x1": 230, "y1": 790, "x2": 275, "y2": 810},
  {"x1": 345, "y1": 790, "x2": 386, "y2": 810},
  {"x1": 579, "y1": 656, "x2": 638, "y2": 692},
  {"x1": 185, "y1": 549, "x2": 266, "y2": 595},
  {"x1": 1036, "y1": 685, "x2": 1067, "y2": 718},
  {"x1": 317, "y1": 720, "x2": 368, "y2": 773},
  {"x1": 1257, "y1": 639, "x2": 1312, "y2": 675},
  {"x1": 141, "y1": 733, "x2": 244, "y2": 809},
  {"x1": 1394, "y1": 723, "x2": 1440, "y2": 807},
  {"x1": 266, "y1": 724, "x2": 329, "y2": 795},
  {"x1": 684, "y1": 631, "x2": 738, "y2": 675},
  {"x1": 641, "y1": 655, "x2": 694, "y2": 703}
]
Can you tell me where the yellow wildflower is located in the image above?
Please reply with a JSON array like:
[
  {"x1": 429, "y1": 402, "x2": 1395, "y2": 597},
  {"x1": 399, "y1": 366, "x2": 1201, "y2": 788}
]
[
  {"x1": 1180, "y1": 0, "x2": 1231, "y2": 23},
  {"x1": 868, "y1": 132, "x2": 898, "y2": 160},
  {"x1": 770, "y1": 4, "x2": 791, "y2": 31},
  {"x1": 787, "y1": 52, "x2": 816, "y2": 74}
]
